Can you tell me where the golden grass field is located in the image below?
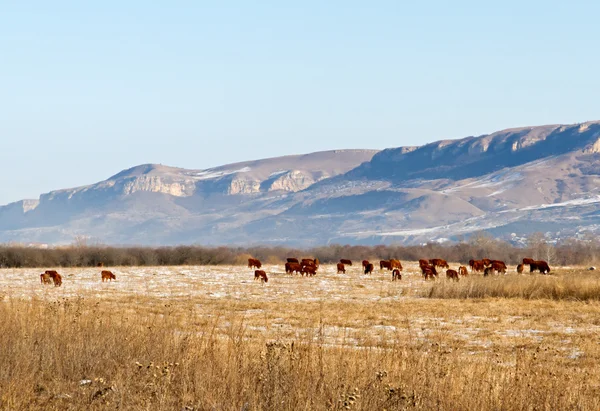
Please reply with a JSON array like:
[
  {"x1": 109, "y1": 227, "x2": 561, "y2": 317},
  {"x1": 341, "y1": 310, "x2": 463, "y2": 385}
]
[{"x1": 1, "y1": 262, "x2": 599, "y2": 410}]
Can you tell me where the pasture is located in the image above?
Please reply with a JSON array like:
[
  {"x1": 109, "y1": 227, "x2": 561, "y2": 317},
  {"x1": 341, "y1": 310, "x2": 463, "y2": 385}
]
[{"x1": 0, "y1": 262, "x2": 599, "y2": 410}]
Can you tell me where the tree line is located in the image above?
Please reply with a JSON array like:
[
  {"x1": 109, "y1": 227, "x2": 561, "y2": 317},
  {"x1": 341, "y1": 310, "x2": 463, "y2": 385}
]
[{"x1": 0, "y1": 233, "x2": 599, "y2": 268}]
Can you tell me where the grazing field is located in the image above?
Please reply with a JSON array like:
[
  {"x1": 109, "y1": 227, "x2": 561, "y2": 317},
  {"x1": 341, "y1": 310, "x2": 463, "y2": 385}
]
[{"x1": 1, "y1": 262, "x2": 599, "y2": 410}]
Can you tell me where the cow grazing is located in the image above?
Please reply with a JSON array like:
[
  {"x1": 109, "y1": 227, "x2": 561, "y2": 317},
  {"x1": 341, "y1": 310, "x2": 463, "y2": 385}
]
[
  {"x1": 482, "y1": 258, "x2": 492, "y2": 267},
  {"x1": 101, "y1": 270, "x2": 116, "y2": 282},
  {"x1": 287, "y1": 258, "x2": 299, "y2": 264},
  {"x1": 380, "y1": 260, "x2": 392, "y2": 271},
  {"x1": 530, "y1": 260, "x2": 551, "y2": 274},
  {"x1": 248, "y1": 258, "x2": 262, "y2": 269},
  {"x1": 254, "y1": 270, "x2": 268, "y2": 283},
  {"x1": 364, "y1": 263, "x2": 374, "y2": 275},
  {"x1": 285, "y1": 262, "x2": 302, "y2": 275},
  {"x1": 458, "y1": 266, "x2": 468, "y2": 276},
  {"x1": 418, "y1": 259, "x2": 429, "y2": 269},
  {"x1": 446, "y1": 269, "x2": 459, "y2": 281},
  {"x1": 362, "y1": 260, "x2": 370, "y2": 268},
  {"x1": 517, "y1": 264, "x2": 524, "y2": 274},
  {"x1": 392, "y1": 269, "x2": 402, "y2": 281},
  {"x1": 301, "y1": 265, "x2": 317, "y2": 276},
  {"x1": 40, "y1": 273, "x2": 52, "y2": 285},
  {"x1": 491, "y1": 261, "x2": 507, "y2": 274},
  {"x1": 45, "y1": 270, "x2": 62, "y2": 287},
  {"x1": 390, "y1": 259, "x2": 403, "y2": 271},
  {"x1": 301, "y1": 258, "x2": 317, "y2": 267},
  {"x1": 472, "y1": 260, "x2": 485, "y2": 273},
  {"x1": 340, "y1": 259, "x2": 352, "y2": 266},
  {"x1": 336, "y1": 263, "x2": 346, "y2": 274},
  {"x1": 422, "y1": 267, "x2": 436, "y2": 280},
  {"x1": 522, "y1": 258, "x2": 535, "y2": 266}
]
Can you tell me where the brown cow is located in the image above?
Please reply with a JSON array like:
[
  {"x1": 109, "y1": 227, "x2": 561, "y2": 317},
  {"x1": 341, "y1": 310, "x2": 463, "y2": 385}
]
[
  {"x1": 40, "y1": 273, "x2": 52, "y2": 285},
  {"x1": 364, "y1": 263, "x2": 374, "y2": 275},
  {"x1": 468, "y1": 259, "x2": 475, "y2": 271},
  {"x1": 362, "y1": 260, "x2": 370, "y2": 268},
  {"x1": 287, "y1": 258, "x2": 299, "y2": 263},
  {"x1": 390, "y1": 259, "x2": 403, "y2": 271},
  {"x1": 516, "y1": 264, "x2": 524, "y2": 274},
  {"x1": 340, "y1": 259, "x2": 352, "y2": 266},
  {"x1": 336, "y1": 263, "x2": 346, "y2": 274},
  {"x1": 101, "y1": 270, "x2": 116, "y2": 282},
  {"x1": 45, "y1": 270, "x2": 62, "y2": 287},
  {"x1": 472, "y1": 260, "x2": 485, "y2": 273},
  {"x1": 392, "y1": 269, "x2": 402, "y2": 281},
  {"x1": 522, "y1": 258, "x2": 535, "y2": 266},
  {"x1": 418, "y1": 259, "x2": 429, "y2": 269},
  {"x1": 458, "y1": 266, "x2": 468, "y2": 276},
  {"x1": 254, "y1": 270, "x2": 268, "y2": 283},
  {"x1": 530, "y1": 260, "x2": 551, "y2": 274},
  {"x1": 380, "y1": 260, "x2": 392, "y2": 270},
  {"x1": 491, "y1": 261, "x2": 506, "y2": 274},
  {"x1": 483, "y1": 267, "x2": 494, "y2": 277},
  {"x1": 446, "y1": 269, "x2": 459, "y2": 281},
  {"x1": 285, "y1": 262, "x2": 302, "y2": 274},
  {"x1": 248, "y1": 258, "x2": 262, "y2": 269},
  {"x1": 482, "y1": 258, "x2": 492, "y2": 267},
  {"x1": 422, "y1": 267, "x2": 436, "y2": 280},
  {"x1": 301, "y1": 258, "x2": 316, "y2": 267},
  {"x1": 301, "y1": 265, "x2": 317, "y2": 276}
]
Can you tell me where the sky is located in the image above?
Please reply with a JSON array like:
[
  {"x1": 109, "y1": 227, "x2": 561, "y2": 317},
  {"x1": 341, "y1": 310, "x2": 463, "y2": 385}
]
[{"x1": 1, "y1": 1, "x2": 599, "y2": 205}]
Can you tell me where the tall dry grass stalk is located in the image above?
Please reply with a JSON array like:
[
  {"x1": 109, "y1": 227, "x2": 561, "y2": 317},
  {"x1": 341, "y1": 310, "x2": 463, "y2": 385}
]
[
  {"x1": 0, "y1": 296, "x2": 598, "y2": 410},
  {"x1": 428, "y1": 273, "x2": 600, "y2": 301}
]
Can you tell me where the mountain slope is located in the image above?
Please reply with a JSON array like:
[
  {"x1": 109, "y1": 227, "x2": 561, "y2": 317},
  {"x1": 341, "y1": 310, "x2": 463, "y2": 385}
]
[{"x1": 3, "y1": 121, "x2": 600, "y2": 246}]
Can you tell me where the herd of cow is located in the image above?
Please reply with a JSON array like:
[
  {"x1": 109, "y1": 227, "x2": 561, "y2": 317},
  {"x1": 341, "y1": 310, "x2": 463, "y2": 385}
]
[
  {"x1": 249, "y1": 256, "x2": 552, "y2": 283},
  {"x1": 39, "y1": 264, "x2": 116, "y2": 287}
]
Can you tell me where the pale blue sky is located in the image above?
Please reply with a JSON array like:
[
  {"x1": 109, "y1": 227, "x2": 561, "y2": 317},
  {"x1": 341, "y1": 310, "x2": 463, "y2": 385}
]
[{"x1": 1, "y1": 1, "x2": 599, "y2": 205}]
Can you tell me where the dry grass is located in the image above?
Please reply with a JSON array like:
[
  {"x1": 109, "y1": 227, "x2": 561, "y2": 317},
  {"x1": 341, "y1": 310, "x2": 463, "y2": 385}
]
[{"x1": 0, "y1": 263, "x2": 599, "y2": 410}]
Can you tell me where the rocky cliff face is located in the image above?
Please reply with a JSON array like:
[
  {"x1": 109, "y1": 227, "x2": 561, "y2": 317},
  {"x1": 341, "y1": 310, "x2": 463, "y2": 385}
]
[{"x1": 3, "y1": 122, "x2": 600, "y2": 246}]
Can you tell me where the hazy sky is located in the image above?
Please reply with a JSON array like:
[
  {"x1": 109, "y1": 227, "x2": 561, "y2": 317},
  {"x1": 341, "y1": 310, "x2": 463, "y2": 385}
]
[{"x1": 1, "y1": 1, "x2": 599, "y2": 205}]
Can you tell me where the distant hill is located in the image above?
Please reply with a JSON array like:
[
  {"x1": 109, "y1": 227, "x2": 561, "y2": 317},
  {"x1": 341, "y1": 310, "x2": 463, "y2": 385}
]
[{"x1": 3, "y1": 121, "x2": 600, "y2": 246}]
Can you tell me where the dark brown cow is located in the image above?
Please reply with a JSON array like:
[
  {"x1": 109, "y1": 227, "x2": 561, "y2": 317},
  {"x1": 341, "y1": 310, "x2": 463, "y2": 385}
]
[
  {"x1": 483, "y1": 267, "x2": 494, "y2": 277},
  {"x1": 248, "y1": 258, "x2": 262, "y2": 269},
  {"x1": 287, "y1": 258, "x2": 299, "y2": 263},
  {"x1": 285, "y1": 262, "x2": 302, "y2": 274},
  {"x1": 522, "y1": 258, "x2": 535, "y2": 266},
  {"x1": 254, "y1": 270, "x2": 268, "y2": 283},
  {"x1": 446, "y1": 269, "x2": 459, "y2": 281},
  {"x1": 458, "y1": 266, "x2": 468, "y2": 276},
  {"x1": 418, "y1": 259, "x2": 429, "y2": 268},
  {"x1": 101, "y1": 270, "x2": 116, "y2": 282},
  {"x1": 364, "y1": 263, "x2": 374, "y2": 275},
  {"x1": 336, "y1": 263, "x2": 346, "y2": 274},
  {"x1": 516, "y1": 264, "x2": 524, "y2": 274},
  {"x1": 340, "y1": 259, "x2": 352, "y2": 266},
  {"x1": 380, "y1": 260, "x2": 392, "y2": 270},
  {"x1": 530, "y1": 260, "x2": 551, "y2": 274},
  {"x1": 392, "y1": 269, "x2": 402, "y2": 281},
  {"x1": 491, "y1": 261, "x2": 507, "y2": 274},
  {"x1": 482, "y1": 258, "x2": 492, "y2": 267},
  {"x1": 362, "y1": 260, "x2": 370, "y2": 268},
  {"x1": 429, "y1": 259, "x2": 449, "y2": 269},
  {"x1": 468, "y1": 259, "x2": 475, "y2": 271},
  {"x1": 390, "y1": 259, "x2": 403, "y2": 271},
  {"x1": 301, "y1": 265, "x2": 317, "y2": 276},
  {"x1": 40, "y1": 273, "x2": 52, "y2": 285},
  {"x1": 472, "y1": 260, "x2": 485, "y2": 273},
  {"x1": 422, "y1": 267, "x2": 436, "y2": 280},
  {"x1": 45, "y1": 270, "x2": 62, "y2": 287}
]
